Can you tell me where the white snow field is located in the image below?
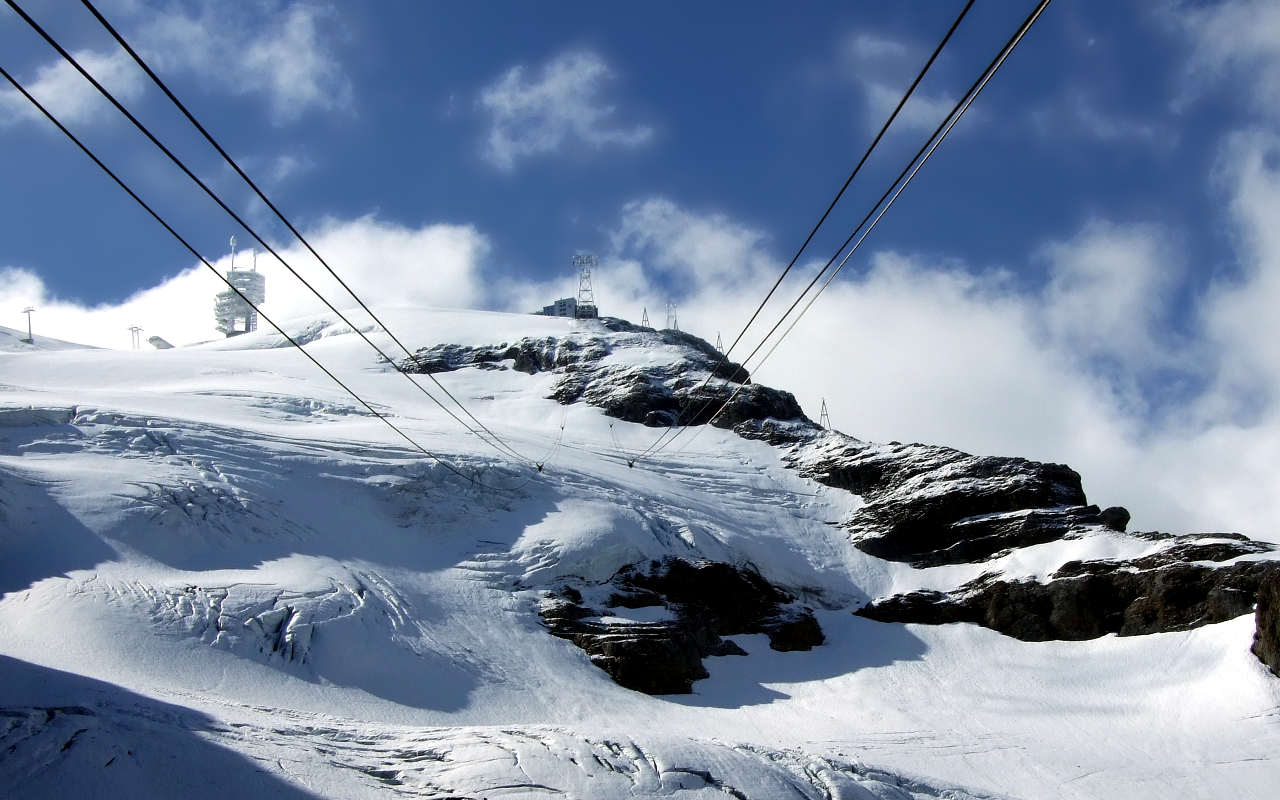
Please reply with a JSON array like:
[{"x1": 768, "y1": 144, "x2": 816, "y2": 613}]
[{"x1": 2, "y1": 307, "x2": 1278, "y2": 799}]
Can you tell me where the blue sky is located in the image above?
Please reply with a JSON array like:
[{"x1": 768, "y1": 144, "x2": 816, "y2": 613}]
[
  {"x1": 3, "y1": 0, "x2": 1280, "y2": 538},
  {"x1": 0, "y1": 0, "x2": 1229, "y2": 303}
]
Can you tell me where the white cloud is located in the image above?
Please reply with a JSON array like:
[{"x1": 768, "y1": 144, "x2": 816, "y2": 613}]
[
  {"x1": 841, "y1": 32, "x2": 959, "y2": 134},
  {"x1": 1198, "y1": 130, "x2": 1280, "y2": 422},
  {"x1": 1029, "y1": 92, "x2": 1168, "y2": 146},
  {"x1": 137, "y1": 0, "x2": 351, "y2": 123},
  {"x1": 245, "y1": 153, "x2": 314, "y2": 186},
  {"x1": 610, "y1": 198, "x2": 777, "y2": 289},
  {"x1": 1, "y1": 216, "x2": 489, "y2": 349},
  {"x1": 0, "y1": 49, "x2": 144, "y2": 128},
  {"x1": 0, "y1": 2, "x2": 350, "y2": 130},
  {"x1": 1165, "y1": 0, "x2": 1280, "y2": 120},
  {"x1": 1038, "y1": 219, "x2": 1186, "y2": 376},
  {"x1": 478, "y1": 50, "x2": 654, "y2": 171}
]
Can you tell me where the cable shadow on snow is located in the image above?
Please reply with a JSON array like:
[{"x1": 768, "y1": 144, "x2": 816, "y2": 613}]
[
  {"x1": 662, "y1": 612, "x2": 929, "y2": 709},
  {"x1": 0, "y1": 464, "x2": 118, "y2": 597},
  {"x1": 0, "y1": 654, "x2": 323, "y2": 799}
]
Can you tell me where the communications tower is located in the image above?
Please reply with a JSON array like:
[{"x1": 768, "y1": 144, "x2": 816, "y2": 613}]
[
  {"x1": 214, "y1": 236, "x2": 266, "y2": 337},
  {"x1": 573, "y1": 254, "x2": 598, "y2": 319}
]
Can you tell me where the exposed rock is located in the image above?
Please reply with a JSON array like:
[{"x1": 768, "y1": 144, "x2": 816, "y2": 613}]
[
  {"x1": 540, "y1": 558, "x2": 823, "y2": 694},
  {"x1": 1253, "y1": 571, "x2": 1280, "y2": 677},
  {"x1": 402, "y1": 322, "x2": 808, "y2": 431},
  {"x1": 785, "y1": 436, "x2": 1094, "y2": 567},
  {"x1": 1054, "y1": 537, "x2": 1273, "y2": 577},
  {"x1": 858, "y1": 559, "x2": 1280, "y2": 642},
  {"x1": 407, "y1": 326, "x2": 1109, "y2": 570},
  {"x1": 1101, "y1": 506, "x2": 1130, "y2": 532},
  {"x1": 407, "y1": 322, "x2": 1276, "y2": 662}
]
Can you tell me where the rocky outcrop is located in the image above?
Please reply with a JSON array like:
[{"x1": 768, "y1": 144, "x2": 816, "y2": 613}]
[
  {"x1": 406, "y1": 322, "x2": 1280, "y2": 656},
  {"x1": 408, "y1": 325, "x2": 1102, "y2": 570},
  {"x1": 1254, "y1": 571, "x2": 1280, "y2": 677},
  {"x1": 1100, "y1": 506, "x2": 1130, "y2": 532},
  {"x1": 859, "y1": 549, "x2": 1278, "y2": 641},
  {"x1": 540, "y1": 558, "x2": 823, "y2": 694},
  {"x1": 785, "y1": 436, "x2": 1096, "y2": 567},
  {"x1": 403, "y1": 320, "x2": 807, "y2": 430}
]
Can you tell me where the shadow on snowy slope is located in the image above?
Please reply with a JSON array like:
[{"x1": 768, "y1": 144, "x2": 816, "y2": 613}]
[
  {"x1": 0, "y1": 655, "x2": 321, "y2": 799},
  {"x1": 664, "y1": 613, "x2": 928, "y2": 708},
  {"x1": 0, "y1": 411, "x2": 119, "y2": 595},
  {"x1": 0, "y1": 468, "x2": 118, "y2": 597}
]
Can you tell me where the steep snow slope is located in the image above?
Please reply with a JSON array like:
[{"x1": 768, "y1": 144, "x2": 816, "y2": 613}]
[{"x1": 2, "y1": 307, "x2": 1278, "y2": 799}]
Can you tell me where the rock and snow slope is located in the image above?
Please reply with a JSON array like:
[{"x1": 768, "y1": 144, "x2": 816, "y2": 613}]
[{"x1": 2, "y1": 307, "x2": 1278, "y2": 799}]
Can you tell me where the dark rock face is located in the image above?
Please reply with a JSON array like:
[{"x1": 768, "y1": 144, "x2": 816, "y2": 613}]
[
  {"x1": 1101, "y1": 506, "x2": 1131, "y2": 532},
  {"x1": 1054, "y1": 536, "x2": 1272, "y2": 575},
  {"x1": 540, "y1": 558, "x2": 823, "y2": 694},
  {"x1": 859, "y1": 558, "x2": 1279, "y2": 642},
  {"x1": 403, "y1": 322, "x2": 807, "y2": 431},
  {"x1": 786, "y1": 438, "x2": 1094, "y2": 567},
  {"x1": 1254, "y1": 572, "x2": 1280, "y2": 677}
]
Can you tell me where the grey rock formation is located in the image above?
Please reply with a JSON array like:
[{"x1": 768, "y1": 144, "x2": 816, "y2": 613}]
[
  {"x1": 405, "y1": 322, "x2": 1280, "y2": 658},
  {"x1": 403, "y1": 320, "x2": 807, "y2": 430},
  {"x1": 1101, "y1": 506, "x2": 1130, "y2": 532},
  {"x1": 785, "y1": 436, "x2": 1095, "y2": 567},
  {"x1": 1254, "y1": 571, "x2": 1280, "y2": 677},
  {"x1": 540, "y1": 558, "x2": 823, "y2": 695},
  {"x1": 859, "y1": 550, "x2": 1277, "y2": 641}
]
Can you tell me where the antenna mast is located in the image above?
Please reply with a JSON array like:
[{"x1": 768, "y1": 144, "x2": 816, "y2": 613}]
[
  {"x1": 573, "y1": 254, "x2": 598, "y2": 319},
  {"x1": 641, "y1": 307, "x2": 649, "y2": 328},
  {"x1": 21, "y1": 306, "x2": 35, "y2": 344},
  {"x1": 819, "y1": 398, "x2": 831, "y2": 429},
  {"x1": 214, "y1": 233, "x2": 266, "y2": 337}
]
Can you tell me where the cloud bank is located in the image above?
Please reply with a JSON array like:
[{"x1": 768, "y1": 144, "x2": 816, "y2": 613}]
[{"x1": 1, "y1": 216, "x2": 488, "y2": 349}]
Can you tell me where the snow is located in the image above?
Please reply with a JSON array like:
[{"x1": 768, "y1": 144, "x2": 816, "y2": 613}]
[
  {"x1": 2, "y1": 306, "x2": 1278, "y2": 799},
  {"x1": 0, "y1": 323, "x2": 94, "y2": 352}
]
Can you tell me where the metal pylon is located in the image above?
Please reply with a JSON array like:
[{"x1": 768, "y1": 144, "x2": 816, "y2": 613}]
[{"x1": 819, "y1": 398, "x2": 831, "y2": 429}]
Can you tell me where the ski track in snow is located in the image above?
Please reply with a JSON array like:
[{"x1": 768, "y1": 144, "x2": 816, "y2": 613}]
[{"x1": 2, "y1": 307, "x2": 1279, "y2": 799}]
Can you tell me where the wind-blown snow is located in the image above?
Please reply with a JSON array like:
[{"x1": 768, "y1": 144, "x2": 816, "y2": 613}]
[{"x1": 1, "y1": 307, "x2": 1277, "y2": 799}]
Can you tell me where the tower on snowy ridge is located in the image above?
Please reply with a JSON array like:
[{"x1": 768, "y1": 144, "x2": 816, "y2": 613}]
[
  {"x1": 533, "y1": 253, "x2": 600, "y2": 319},
  {"x1": 573, "y1": 253, "x2": 598, "y2": 319},
  {"x1": 214, "y1": 236, "x2": 266, "y2": 337}
]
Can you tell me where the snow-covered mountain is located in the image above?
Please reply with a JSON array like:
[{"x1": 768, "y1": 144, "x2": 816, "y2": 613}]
[{"x1": 2, "y1": 307, "x2": 1278, "y2": 799}]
